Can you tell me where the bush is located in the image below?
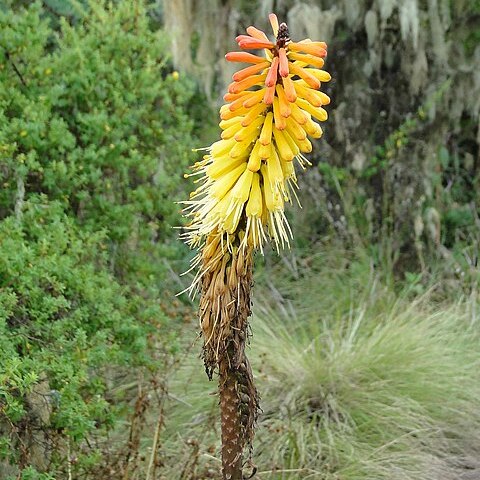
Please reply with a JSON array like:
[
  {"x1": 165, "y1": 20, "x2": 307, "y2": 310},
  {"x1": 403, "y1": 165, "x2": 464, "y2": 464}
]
[
  {"x1": 0, "y1": 1, "x2": 196, "y2": 477},
  {"x1": 0, "y1": 200, "x2": 153, "y2": 469}
]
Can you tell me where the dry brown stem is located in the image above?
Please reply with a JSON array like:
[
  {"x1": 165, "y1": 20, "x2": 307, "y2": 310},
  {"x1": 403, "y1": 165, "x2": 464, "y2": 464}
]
[{"x1": 199, "y1": 233, "x2": 259, "y2": 479}]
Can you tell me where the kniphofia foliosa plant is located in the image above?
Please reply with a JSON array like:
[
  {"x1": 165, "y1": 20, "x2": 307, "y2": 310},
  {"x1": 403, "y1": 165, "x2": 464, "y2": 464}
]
[{"x1": 182, "y1": 14, "x2": 331, "y2": 479}]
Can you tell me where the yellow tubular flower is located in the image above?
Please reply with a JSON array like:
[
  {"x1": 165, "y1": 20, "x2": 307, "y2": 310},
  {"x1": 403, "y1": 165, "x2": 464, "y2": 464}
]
[
  {"x1": 232, "y1": 169, "x2": 254, "y2": 203},
  {"x1": 206, "y1": 155, "x2": 247, "y2": 179},
  {"x1": 247, "y1": 140, "x2": 263, "y2": 172},
  {"x1": 242, "y1": 89, "x2": 266, "y2": 108},
  {"x1": 297, "y1": 137, "x2": 313, "y2": 153},
  {"x1": 275, "y1": 85, "x2": 292, "y2": 117},
  {"x1": 259, "y1": 111, "x2": 274, "y2": 145},
  {"x1": 273, "y1": 126, "x2": 295, "y2": 161},
  {"x1": 242, "y1": 102, "x2": 268, "y2": 126},
  {"x1": 296, "y1": 97, "x2": 329, "y2": 122},
  {"x1": 221, "y1": 121, "x2": 244, "y2": 139},
  {"x1": 289, "y1": 62, "x2": 320, "y2": 89},
  {"x1": 258, "y1": 141, "x2": 272, "y2": 160},
  {"x1": 229, "y1": 138, "x2": 254, "y2": 158},
  {"x1": 294, "y1": 81, "x2": 325, "y2": 107},
  {"x1": 246, "y1": 172, "x2": 262, "y2": 217},
  {"x1": 223, "y1": 206, "x2": 241, "y2": 234},
  {"x1": 307, "y1": 68, "x2": 332, "y2": 83},
  {"x1": 228, "y1": 95, "x2": 251, "y2": 112},
  {"x1": 267, "y1": 149, "x2": 284, "y2": 188},
  {"x1": 285, "y1": 116, "x2": 307, "y2": 141},
  {"x1": 220, "y1": 105, "x2": 250, "y2": 120},
  {"x1": 183, "y1": 13, "x2": 331, "y2": 255},
  {"x1": 220, "y1": 116, "x2": 243, "y2": 130},
  {"x1": 282, "y1": 75, "x2": 297, "y2": 102},
  {"x1": 245, "y1": 173, "x2": 265, "y2": 249},
  {"x1": 288, "y1": 51, "x2": 325, "y2": 68},
  {"x1": 272, "y1": 97, "x2": 287, "y2": 130},
  {"x1": 210, "y1": 162, "x2": 246, "y2": 199},
  {"x1": 211, "y1": 138, "x2": 237, "y2": 157},
  {"x1": 234, "y1": 116, "x2": 265, "y2": 142},
  {"x1": 281, "y1": 155, "x2": 296, "y2": 179},
  {"x1": 260, "y1": 164, "x2": 278, "y2": 212},
  {"x1": 290, "y1": 101, "x2": 308, "y2": 124},
  {"x1": 303, "y1": 116, "x2": 323, "y2": 138},
  {"x1": 281, "y1": 127, "x2": 300, "y2": 158}
]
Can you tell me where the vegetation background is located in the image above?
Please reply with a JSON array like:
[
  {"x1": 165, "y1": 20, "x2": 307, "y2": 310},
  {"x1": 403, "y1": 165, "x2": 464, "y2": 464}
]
[{"x1": 0, "y1": 0, "x2": 478, "y2": 479}]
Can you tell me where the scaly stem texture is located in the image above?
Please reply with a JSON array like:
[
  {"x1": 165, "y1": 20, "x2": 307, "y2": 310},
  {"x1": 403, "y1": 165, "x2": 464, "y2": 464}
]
[
  {"x1": 219, "y1": 359, "x2": 243, "y2": 479},
  {"x1": 200, "y1": 236, "x2": 258, "y2": 479}
]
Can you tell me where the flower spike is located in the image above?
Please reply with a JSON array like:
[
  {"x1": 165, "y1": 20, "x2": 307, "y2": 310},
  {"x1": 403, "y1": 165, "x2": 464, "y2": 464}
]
[{"x1": 184, "y1": 17, "x2": 330, "y2": 252}]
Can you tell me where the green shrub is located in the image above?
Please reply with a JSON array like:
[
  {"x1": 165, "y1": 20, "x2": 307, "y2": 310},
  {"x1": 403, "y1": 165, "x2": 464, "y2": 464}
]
[
  {"x1": 0, "y1": 200, "x2": 155, "y2": 466},
  {"x1": 0, "y1": 1, "x2": 197, "y2": 477},
  {"x1": 0, "y1": 0, "x2": 195, "y2": 272}
]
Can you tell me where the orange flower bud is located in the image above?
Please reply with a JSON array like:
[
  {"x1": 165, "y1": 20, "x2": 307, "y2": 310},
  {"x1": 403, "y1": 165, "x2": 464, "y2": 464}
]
[
  {"x1": 268, "y1": 13, "x2": 279, "y2": 36},
  {"x1": 289, "y1": 41, "x2": 327, "y2": 58},
  {"x1": 236, "y1": 35, "x2": 274, "y2": 50},
  {"x1": 278, "y1": 48, "x2": 289, "y2": 77},
  {"x1": 265, "y1": 57, "x2": 279, "y2": 87},
  {"x1": 225, "y1": 51, "x2": 266, "y2": 64},
  {"x1": 228, "y1": 73, "x2": 267, "y2": 94},
  {"x1": 246, "y1": 26, "x2": 269, "y2": 41},
  {"x1": 232, "y1": 62, "x2": 269, "y2": 82}
]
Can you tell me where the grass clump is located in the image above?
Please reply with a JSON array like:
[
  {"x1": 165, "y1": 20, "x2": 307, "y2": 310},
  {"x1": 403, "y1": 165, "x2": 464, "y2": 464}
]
[{"x1": 165, "y1": 251, "x2": 480, "y2": 479}]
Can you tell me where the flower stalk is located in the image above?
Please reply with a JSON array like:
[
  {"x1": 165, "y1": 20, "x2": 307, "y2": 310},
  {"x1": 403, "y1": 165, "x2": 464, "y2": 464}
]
[{"x1": 182, "y1": 14, "x2": 331, "y2": 479}]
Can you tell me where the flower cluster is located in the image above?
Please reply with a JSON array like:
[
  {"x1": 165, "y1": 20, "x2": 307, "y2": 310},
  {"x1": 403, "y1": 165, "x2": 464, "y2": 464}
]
[{"x1": 184, "y1": 14, "x2": 330, "y2": 255}]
